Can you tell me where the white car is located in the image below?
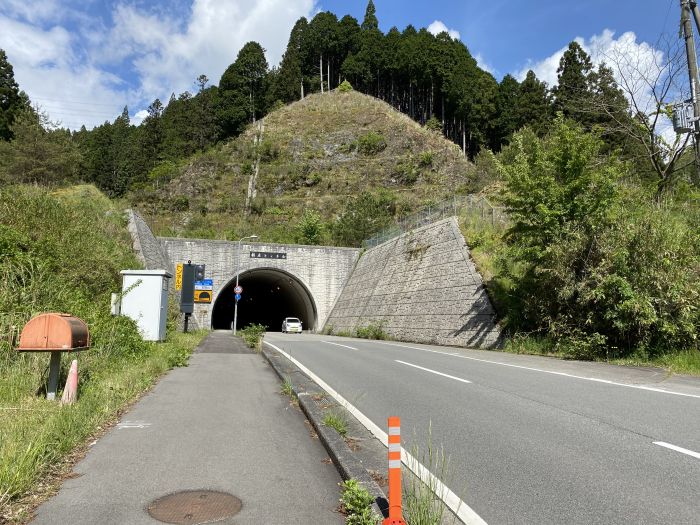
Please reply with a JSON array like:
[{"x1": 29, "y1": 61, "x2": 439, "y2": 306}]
[{"x1": 282, "y1": 317, "x2": 302, "y2": 333}]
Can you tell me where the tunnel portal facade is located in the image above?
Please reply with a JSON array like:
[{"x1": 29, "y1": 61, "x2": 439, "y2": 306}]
[{"x1": 158, "y1": 238, "x2": 360, "y2": 331}]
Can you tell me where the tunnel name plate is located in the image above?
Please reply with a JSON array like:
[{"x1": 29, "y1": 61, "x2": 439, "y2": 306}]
[{"x1": 250, "y1": 251, "x2": 287, "y2": 260}]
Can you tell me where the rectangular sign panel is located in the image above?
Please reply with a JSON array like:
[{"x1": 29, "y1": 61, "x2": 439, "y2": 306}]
[
  {"x1": 194, "y1": 290, "x2": 212, "y2": 303},
  {"x1": 195, "y1": 279, "x2": 213, "y2": 290},
  {"x1": 175, "y1": 263, "x2": 183, "y2": 290},
  {"x1": 250, "y1": 251, "x2": 287, "y2": 260}
]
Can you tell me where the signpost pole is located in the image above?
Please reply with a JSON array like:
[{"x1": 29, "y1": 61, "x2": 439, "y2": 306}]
[{"x1": 233, "y1": 234, "x2": 257, "y2": 335}]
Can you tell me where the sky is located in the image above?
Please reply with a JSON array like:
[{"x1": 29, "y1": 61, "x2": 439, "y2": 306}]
[{"x1": 0, "y1": 0, "x2": 685, "y2": 130}]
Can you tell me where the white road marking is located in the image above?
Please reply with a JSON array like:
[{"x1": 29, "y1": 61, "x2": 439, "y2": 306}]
[
  {"x1": 264, "y1": 340, "x2": 487, "y2": 525},
  {"x1": 322, "y1": 340, "x2": 359, "y2": 351},
  {"x1": 117, "y1": 421, "x2": 151, "y2": 429},
  {"x1": 653, "y1": 441, "x2": 700, "y2": 460},
  {"x1": 375, "y1": 342, "x2": 700, "y2": 400},
  {"x1": 396, "y1": 360, "x2": 472, "y2": 384}
]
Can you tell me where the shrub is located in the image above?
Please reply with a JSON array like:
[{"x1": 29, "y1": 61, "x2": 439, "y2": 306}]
[
  {"x1": 355, "y1": 321, "x2": 387, "y2": 340},
  {"x1": 340, "y1": 479, "x2": 379, "y2": 525},
  {"x1": 356, "y1": 132, "x2": 387, "y2": 155},
  {"x1": 294, "y1": 209, "x2": 326, "y2": 245},
  {"x1": 418, "y1": 151, "x2": 434, "y2": 167},
  {"x1": 424, "y1": 116, "x2": 442, "y2": 132},
  {"x1": 338, "y1": 80, "x2": 354, "y2": 92},
  {"x1": 239, "y1": 323, "x2": 267, "y2": 349}
]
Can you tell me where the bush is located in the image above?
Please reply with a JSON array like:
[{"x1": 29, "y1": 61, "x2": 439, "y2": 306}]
[
  {"x1": 295, "y1": 209, "x2": 326, "y2": 245},
  {"x1": 424, "y1": 116, "x2": 442, "y2": 132},
  {"x1": 339, "y1": 479, "x2": 379, "y2": 525},
  {"x1": 332, "y1": 190, "x2": 396, "y2": 247},
  {"x1": 355, "y1": 321, "x2": 387, "y2": 340},
  {"x1": 338, "y1": 80, "x2": 353, "y2": 92},
  {"x1": 239, "y1": 323, "x2": 267, "y2": 349},
  {"x1": 356, "y1": 132, "x2": 387, "y2": 155}
]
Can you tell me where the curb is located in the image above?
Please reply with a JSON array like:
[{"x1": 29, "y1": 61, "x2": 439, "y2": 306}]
[{"x1": 261, "y1": 342, "x2": 389, "y2": 519}]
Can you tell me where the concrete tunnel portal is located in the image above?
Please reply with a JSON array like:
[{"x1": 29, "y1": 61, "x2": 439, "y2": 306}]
[{"x1": 211, "y1": 268, "x2": 318, "y2": 332}]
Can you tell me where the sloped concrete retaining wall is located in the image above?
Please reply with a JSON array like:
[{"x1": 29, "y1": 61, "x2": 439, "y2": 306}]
[{"x1": 324, "y1": 217, "x2": 501, "y2": 348}]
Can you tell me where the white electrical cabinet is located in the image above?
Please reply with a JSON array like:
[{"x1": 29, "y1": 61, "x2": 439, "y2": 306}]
[{"x1": 120, "y1": 269, "x2": 172, "y2": 341}]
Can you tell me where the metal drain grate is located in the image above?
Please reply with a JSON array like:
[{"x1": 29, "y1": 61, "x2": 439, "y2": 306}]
[{"x1": 147, "y1": 490, "x2": 242, "y2": 524}]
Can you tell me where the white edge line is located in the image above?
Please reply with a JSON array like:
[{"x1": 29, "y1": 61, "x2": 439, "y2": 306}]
[
  {"x1": 322, "y1": 340, "x2": 359, "y2": 351},
  {"x1": 396, "y1": 360, "x2": 472, "y2": 384},
  {"x1": 264, "y1": 340, "x2": 487, "y2": 525},
  {"x1": 653, "y1": 441, "x2": 700, "y2": 460},
  {"x1": 375, "y1": 342, "x2": 700, "y2": 400}
]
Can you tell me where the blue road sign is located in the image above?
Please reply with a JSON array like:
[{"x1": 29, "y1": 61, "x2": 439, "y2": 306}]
[{"x1": 235, "y1": 293, "x2": 241, "y2": 301}]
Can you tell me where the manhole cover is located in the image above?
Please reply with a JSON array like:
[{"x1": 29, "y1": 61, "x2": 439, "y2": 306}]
[{"x1": 147, "y1": 490, "x2": 242, "y2": 524}]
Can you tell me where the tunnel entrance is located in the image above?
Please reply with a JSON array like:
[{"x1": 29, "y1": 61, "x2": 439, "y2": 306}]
[{"x1": 211, "y1": 268, "x2": 317, "y2": 332}]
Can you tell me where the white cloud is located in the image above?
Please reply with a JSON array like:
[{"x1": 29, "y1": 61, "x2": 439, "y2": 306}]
[
  {"x1": 133, "y1": 109, "x2": 150, "y2": 126},
  {"x1": 0, "y1": 0, "x2": 316, "y2": 129},
  {"x1": 427, "y1": 20, "x2": 460, "y2": 41},
  {"x1": 474, "y1": 53, "x2": 495, "y2": 75},
  {"x1": 104, "y1": 0, "x2": 315, "y2": 111}
]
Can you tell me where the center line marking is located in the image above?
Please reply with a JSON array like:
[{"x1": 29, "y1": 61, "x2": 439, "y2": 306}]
[
  {"x1": 395, "y1": 360, "x2": 472, "y2": 384},
  {"x1": 322, "y1": 341, "x2": 358, "y2": 351},
  {"x1": 375, "y1": 342, "x2": 700, "y2": 399},
  {"x1": 653, "y1": 441, "x2": 700, "y2": 460}
]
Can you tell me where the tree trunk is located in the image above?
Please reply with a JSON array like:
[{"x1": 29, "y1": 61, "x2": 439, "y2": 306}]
[
  {"x1": 301, "y1": 78, "x2": 304, "y2": 99},
  {"x1": 462, "y1": 122, "x2": 466, "y2": 156},
  {"x1": 320, "y1": 54, "x2": 324, "y2": 94},
  {"x1": 327, "y1": 60, "x2": 331, "y2": 91}
]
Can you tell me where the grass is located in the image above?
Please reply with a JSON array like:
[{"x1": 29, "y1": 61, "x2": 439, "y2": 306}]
[
  {"x1": 403, "y1": 423, "x2": 456, "y2": 525},
  {"x1": 280, "y1": 376, "x2": 297, "y2": 403},
  {"x1": 239, "y1": 323, "x2": 267, "y2": 350},
  {"x1": 339, "y1": 479, "x2": 379, "y2": 525},
  {"x1": 322, "y1": 408, "x2": 348, "y2": 437},
  {"x1": 355, "y1": 321, "x2": 388, "y2": 340},
  {"x1": 0, "y1": 329, "x2": 207, "y2": 522}
]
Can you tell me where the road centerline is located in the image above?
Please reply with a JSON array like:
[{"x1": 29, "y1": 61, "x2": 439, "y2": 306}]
[
  {"x1": 375, "y1": 342, "x2": 700, "y2": 399},
  {"x1": 653, "y1": 441, "x2": 700, "y2": 460},
  {"x1": 395, "y1": 360, "x2": 472, "y2": 384},
  {"x1": 322, "y1": 340, "x2": 359, "y2": 351}
]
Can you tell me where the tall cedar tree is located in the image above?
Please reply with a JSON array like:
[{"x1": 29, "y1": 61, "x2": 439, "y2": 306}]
[
  {"x1": 553, "y1": 42, "x2": 594, "y2": 123},
  {"x1": 0, "y1": 49, "x2": 28, "y2": 141}
]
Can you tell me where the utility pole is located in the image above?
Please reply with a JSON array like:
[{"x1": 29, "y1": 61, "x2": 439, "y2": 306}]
[{"x1": 681, "y1": 0, "x2": 700, "y2": 183}]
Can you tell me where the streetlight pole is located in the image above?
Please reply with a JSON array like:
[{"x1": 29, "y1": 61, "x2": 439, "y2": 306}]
[{"x1": 233, "y1": 234, "x2": 257, "y2": 335}]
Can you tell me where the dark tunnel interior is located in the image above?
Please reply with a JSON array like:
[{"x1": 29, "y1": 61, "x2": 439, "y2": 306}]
[{"x1": 211, "y1": 268, "x2": 317, "y2": 331}]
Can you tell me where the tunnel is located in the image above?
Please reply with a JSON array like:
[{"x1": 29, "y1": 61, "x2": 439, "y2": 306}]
[{"x1": 211, "y1": 268, "x2": 317, "y2": 332}]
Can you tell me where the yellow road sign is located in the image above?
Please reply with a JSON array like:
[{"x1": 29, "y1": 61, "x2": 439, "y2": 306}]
[
  {"x1": 175, "y1": 263, "x2": 183, "y2": 290},
  {"x1": 194, "y1": 290, "x2": 212, "y2": 303}
]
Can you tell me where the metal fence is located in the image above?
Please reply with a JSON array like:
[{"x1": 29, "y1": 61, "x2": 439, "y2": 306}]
[{"x1": 363, "y1": 194, "x2": 508, "y2": 248}]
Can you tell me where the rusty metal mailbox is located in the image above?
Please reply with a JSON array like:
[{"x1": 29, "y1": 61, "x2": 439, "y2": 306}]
[{"x1": 16, "y1": 313, "x2": 90, "y2": 400}]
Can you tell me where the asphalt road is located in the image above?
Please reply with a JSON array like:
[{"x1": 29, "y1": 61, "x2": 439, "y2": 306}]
[{"x1": 264, "y1": 333, "x2": 700, "y2": 525}]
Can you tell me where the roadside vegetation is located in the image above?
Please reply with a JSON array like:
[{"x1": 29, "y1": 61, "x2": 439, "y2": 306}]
[
  {"x1": 322, "y1": 408, "x2": 349, "y2": 437},
  {"x1": 339, "y1": 479, "x2": 379, "y2": 525},
  {"x1": 239, "y1": 323, "x2": 267, "y2": 350},
  {"x1": 461, "y1": 117, "x2": 700, "y2": 373},
  {"x1": 0, "y1": 185, "x2": 206, "y2": 521}
]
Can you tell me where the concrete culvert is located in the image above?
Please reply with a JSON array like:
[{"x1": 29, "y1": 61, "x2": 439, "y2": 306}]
[{"x1": 211, "y1": 268, "x2": 317, "y2": 332}]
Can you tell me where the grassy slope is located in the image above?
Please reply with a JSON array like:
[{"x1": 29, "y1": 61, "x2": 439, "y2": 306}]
[
  {"x1": 132, "y1": 90, "x2": 475, "y2": 242},
  {"x1": 0, "y1": 185, "x2": 206, "y2": 521}
]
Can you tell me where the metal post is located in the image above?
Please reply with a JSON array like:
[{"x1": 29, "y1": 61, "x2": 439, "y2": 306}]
[
  {"x1": 184, "y1": 313, "x2": 189, "y2": 333},
  {"x1": 47, "y1": 352, "x2": 61, "y2": 401},
  {"x1": 682, "y1": 0, "x2": 700, "y2": 183},
  {"x1": 233, "y1": 234, "x2": 258, "y2": 335}
]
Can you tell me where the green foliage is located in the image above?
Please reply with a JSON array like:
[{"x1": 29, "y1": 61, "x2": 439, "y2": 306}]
[
  {"x1": 338, "y1": 80, "x2": 354, "y2": 92},
  {"x1": 322, "y1": 408, "x2": 348, "y2": 436},
  {"x1": 0, "y1": 184, "x2": 207, "y2": 509},
  {"x1": 356, "y1": 131, "x2": 387, "y2": 155},
  {"x1": 354, "y1": 321, "x2": 387, "y2": 340},
  {"x1": 339, "y1": 479, "x2": 379, "y2": 525},
  {"x1": 332, "y1": 190, "x2": 396, "y2": 246},
  {"x1": 295, "y1": 209, "x2": 326, "y2": 245},
  {"x1": 424, "y1": 117, "x2": 442, "y2": 132},
  {"x1": 239, "y1": 323, "x2": 267, "y2": 349},
  {"x1": 0, "y1": 48, "x2": 29, "y2": 141},
  {"x1": 497, "y1": 118, "x2": 700, "y2": 358},
  {"x1": 417, "y1": 151, "x2": 433, "y2": 167}
]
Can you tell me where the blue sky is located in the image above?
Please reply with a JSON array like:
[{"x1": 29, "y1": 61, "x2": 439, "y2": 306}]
[{"x1": 0, "y1": 0, "x2": 683, "y2": 129}]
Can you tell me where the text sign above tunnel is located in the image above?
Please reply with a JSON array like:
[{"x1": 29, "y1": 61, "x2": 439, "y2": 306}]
[{"x1": 250, "y1": 251, "x2": 287, "y2": 260}]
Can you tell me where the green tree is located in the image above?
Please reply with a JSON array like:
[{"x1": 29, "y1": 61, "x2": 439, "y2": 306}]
[
  {"x1": 270, "y1": 17, "x2": 308, "y2": 102},
  {"x1": 516, "y1": 70, "x2": 552, "y2": 136},
  {"x1": 332, "y1": 190, "x2": 396, "y2": 246},
  {"x1": 295, "y1": 209, "x2": 326, "y2": 244},
  {"x1": 361, "y1": 0, "x2": 378, "y2": 31},
  {"x1": 552, "y1": 41, "x2": 594, "y2": 123},
  {"x1": 0, "y1": 49, "x2": 29, "y2": 141},
  {"x1": 0, "y1": 107, "x2": 82, "y2": 185}
]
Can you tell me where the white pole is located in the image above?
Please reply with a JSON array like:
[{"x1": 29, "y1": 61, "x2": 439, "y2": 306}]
[{"x1": 233, "y1": 234, "x2": 257, "y2": 335}]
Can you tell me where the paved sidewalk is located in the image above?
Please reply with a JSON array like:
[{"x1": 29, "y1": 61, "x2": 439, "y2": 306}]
[{"x1": 32, "y1": 331, "x2": 343, "y2": 525}]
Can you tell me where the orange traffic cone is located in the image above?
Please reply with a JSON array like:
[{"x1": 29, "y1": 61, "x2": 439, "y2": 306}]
[{"x1": 60, "y1": 359, "x2": 78, "y2": 405}]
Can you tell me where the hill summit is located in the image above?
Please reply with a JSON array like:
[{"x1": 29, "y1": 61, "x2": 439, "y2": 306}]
[{"x1": 132, "y1": 89, "x2": 476, "y2": 244}]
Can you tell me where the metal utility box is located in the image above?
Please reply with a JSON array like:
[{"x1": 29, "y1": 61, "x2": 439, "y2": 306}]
[
  {"x1": 17, "y1": 313, "x2": 90, "y2": 352},
  {"x1": 120, "y1": 270, "x2": 172, "y2": 341}
]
